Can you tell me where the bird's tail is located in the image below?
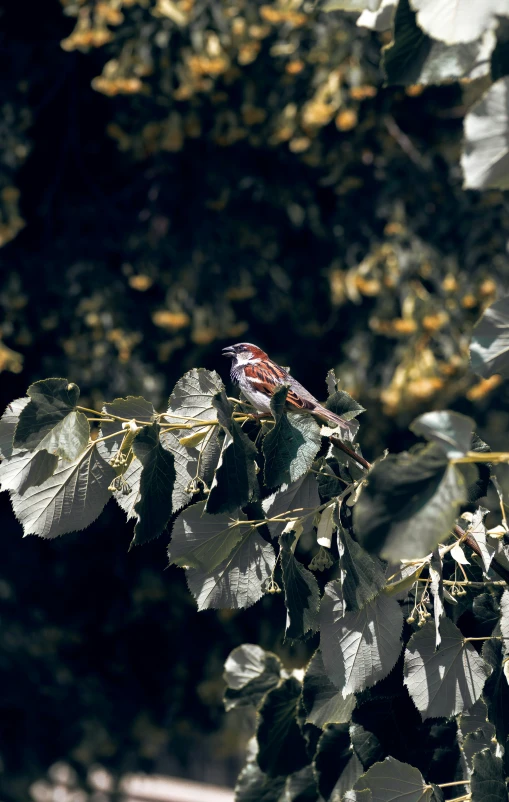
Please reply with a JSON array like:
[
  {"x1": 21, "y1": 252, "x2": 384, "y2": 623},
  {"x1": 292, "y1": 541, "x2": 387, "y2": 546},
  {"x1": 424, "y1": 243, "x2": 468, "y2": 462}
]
[{"x1": 314, "y1": 405, "x2": 359, "y2": 441}]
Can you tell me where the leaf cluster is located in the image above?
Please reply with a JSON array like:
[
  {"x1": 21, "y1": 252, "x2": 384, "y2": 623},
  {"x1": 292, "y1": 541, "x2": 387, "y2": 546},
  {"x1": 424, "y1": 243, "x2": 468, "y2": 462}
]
[{"x1": 2, "y1": 299, "x2": 509, "y2": 799}]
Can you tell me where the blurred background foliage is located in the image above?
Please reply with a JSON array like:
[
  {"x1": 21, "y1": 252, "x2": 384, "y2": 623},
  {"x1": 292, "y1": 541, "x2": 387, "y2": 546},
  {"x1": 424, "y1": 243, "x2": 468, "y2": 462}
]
[{"x1": 1, "y1": 0, "x2": 509, "y2": 799}]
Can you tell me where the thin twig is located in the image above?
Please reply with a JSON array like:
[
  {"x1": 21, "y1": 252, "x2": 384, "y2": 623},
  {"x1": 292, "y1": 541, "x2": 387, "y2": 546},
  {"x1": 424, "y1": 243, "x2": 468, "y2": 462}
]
[{"x1": 384, "y1": 115, "x2": 429, "y2": 170}]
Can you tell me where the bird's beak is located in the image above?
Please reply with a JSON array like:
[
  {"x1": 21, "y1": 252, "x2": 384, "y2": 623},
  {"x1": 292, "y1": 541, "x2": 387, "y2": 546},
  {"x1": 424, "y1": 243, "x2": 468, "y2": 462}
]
[{"x1": 222, "y1": 346, "x2": 235, "y2": 358}]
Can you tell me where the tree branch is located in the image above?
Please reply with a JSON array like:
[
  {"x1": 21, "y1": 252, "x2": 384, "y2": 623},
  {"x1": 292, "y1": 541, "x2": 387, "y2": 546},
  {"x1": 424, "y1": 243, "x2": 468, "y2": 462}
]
[{"x1": 329, "y1": 435, "x2": 372, "y2": 471}]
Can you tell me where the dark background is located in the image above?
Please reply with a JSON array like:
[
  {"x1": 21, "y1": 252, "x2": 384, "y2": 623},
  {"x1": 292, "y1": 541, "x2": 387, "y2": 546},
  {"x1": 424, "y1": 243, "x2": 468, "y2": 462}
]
[{"x1": 1, "y1": 0, "x2": 509, "y2": 798}]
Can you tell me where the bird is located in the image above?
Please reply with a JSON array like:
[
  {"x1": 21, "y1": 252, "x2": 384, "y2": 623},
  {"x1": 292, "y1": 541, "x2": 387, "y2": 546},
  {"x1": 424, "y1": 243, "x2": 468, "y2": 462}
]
[{"x1": 222, "y1": 342, "x2": 358, "y2": 439}]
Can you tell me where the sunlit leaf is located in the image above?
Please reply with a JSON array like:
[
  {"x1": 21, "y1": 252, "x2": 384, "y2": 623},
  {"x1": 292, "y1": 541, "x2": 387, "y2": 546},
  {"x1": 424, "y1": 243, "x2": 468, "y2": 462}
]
[
  {"x1": 169, "y1": 501, "x2": 252, "y2": 572},
  {"x1": 262, "y1": 474, "x2": 320, "y2": 540},
  {"x1": 0, "y1": 397, "x2": 29, "y2": 459},
  {"x1": 470, "y1": 296, "x2": 509, "y2": 377},
  {"x1": 404, "y1": 618, "x2": 491, "y2": 719},
  {"x1": 409, "y1": 0, "x2": 508, "y2": 44},
  {"x1": 14, "y1": 378, "x2": 89, "y2": 461},
  {"x1": 350, "y1": 756, "x2": 434, "y2": 802},
  {"x1": 223, "y1": 644, "x2": 282, "y2": 712},
  {"x1": 302, "y1": 650, "x2": 356, "y2": 728},
  {"x1": 10, "y1": 446, "x2": 114, "y2": 538},
  {"x1": 462, "y1": 79, "x2": 509, "y2": 191},
  {"x1": 186, "y1": 527, "x2": 275, "y2": 610},
  {"x1": 383, "y1": 0, "x2": 494, "y2": 85},
  {"x1": 166, "y1": 367, "x2": 224, "y2": 429},
  {"x1": 100, "y1": 396, "x2": 156, "y2": 459},
  {"x1": 320, "y1": 581, "x2": 403, "y2": 696},
  {"x1": 0, "y1": 449, "x2": 58, "y2": 495}
]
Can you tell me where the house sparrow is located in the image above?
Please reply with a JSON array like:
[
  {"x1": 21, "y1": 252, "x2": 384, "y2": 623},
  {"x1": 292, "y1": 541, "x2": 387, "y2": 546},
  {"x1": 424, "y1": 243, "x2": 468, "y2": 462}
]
[{"x1": 222, "y1": 342, "x2": 358, "y2": 439}]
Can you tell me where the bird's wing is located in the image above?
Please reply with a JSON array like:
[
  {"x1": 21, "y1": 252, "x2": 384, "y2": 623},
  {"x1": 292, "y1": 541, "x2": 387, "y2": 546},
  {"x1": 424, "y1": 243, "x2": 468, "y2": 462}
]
[{"x1": 243, "y1": 361, "x2": 317, "y2": 412}]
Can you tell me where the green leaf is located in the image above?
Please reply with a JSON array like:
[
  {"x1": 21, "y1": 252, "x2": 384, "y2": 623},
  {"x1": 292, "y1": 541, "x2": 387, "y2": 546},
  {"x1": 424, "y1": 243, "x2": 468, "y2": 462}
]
[
  {"x1": 471, "y1": 749, "x2": 507, "y2": 802},
  {"x1": 186, "y1": 527, "x2": 275, "y2": 610},
  {"x1": 324, "y1": 391, "x2": 365, "y2": 422},
  {"x1": 114, "y1": 427, "x2": 194, "y2": 528},
  {"x1": 338, "y1": 528, "x2": 386, "y2": 612},
  {"x1": 100, "y1": 396, "x2": 156, "y2": 459},
  {"x1": 463, "y1": 729, "x2": 497, "y2": 770},
  {"x1": 262, "y1": 474, "x2": 320, "y2": 540},
  {"x1": 0, "y1": 397, "x2": 29, "y2": 459},
  {"x1": 350, "y1": 756, "x2": 435, "y2": 802},
  {"x1": 349, "y1": 723, "x2": 384, "y2": 771},
  {"x1": 410, "y1": 410, "x2": 474, "y2": 459},
  {"x1": 280, "y1": 531, "x2": 320, "y2": 641},
  {"x1": 458, "y1": 698, "x2": 495, "y2": 739},
  {"x1": 13, "y1": 378, "x2": 87, "y2": 461},
  {"x1": 302, "y1": 650, "x2": 356, "y2": 728},
  {"x1": 468, "y1": 508, "x2": 494, "y2": 575},
  {"x1": 482, "y1": 639, "x2": 509, "y2": 744},
  {"x1": 330, "y1": 753, "x2": 364, "y2": 801},
  {"x1": 0, "y1": 449, "x2": 58, "y2": 495},
  {"x1": 320, "y1": 582, "x2": 403, "y2": 696},
  {"x1": 315, "y1": 459, "x2": 344, "y2": 500},
  {"x1": 129, "y1": 423, "x2": 176, "y2": 546},
  {"x1": 205, "y1": 392, "x2": 258, "y2": 514},
  {"x1": 354, "y1": 444, "x2": 466, "y2": 561},
  {"x1": 263, "y1": 386, "x2": 321, "y2": 489},
  {"x1": 462, "y1": 78, "x2": 509, "y2": 191},
  {"x1": 283, "y1": 765, "x2": 319, "y2": 802},
  {"x1": 15, "y1": 390, "x2": 89, "y2": 463},
  {"x1": 223, "y1": 644, "x2": 282, "y2": 712},
  {"x1": 404, "y1": 618, "x2": 491, "y2": 720},
  {"x1": 383, "y1": 0, "x2": 495, "y2": 85},
  {"x1": 470, "y1": 296, "x2": 509, "y2": 378},
  {"x1": 169, "y1": 501, "x2": 253, "y2": 572},
  {"x1": 256, "y1": 677, "x2": 309, "y2": 777},
  {"x1": 234, "y1": 761, "x2": 286, "y2": 802},
  {"x1": 166, "y1": 367, "x2": 224, "y2": 429},
  {"x1": 357, "y1": 0, "x2": 396, "y2": 32},
  {"x1": 410, "y1": 0, "x2": 508, "y2": 45},
  {"x1": 10, "y1": 446, "x2": 114, "y2": 538},
  {"x1": 500, "y1": 588, "x2": 509, "y2": 649},
  {"x1": 313, "y1": 724, "x2": 353, "y2": 800},
  {"x1": 429, "y1": 550, "x2": 444, "y2": 649}
]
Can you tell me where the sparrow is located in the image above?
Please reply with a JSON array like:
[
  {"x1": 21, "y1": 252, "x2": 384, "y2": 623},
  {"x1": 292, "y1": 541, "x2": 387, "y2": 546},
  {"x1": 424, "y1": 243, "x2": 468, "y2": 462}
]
[{"x1": 222, "y1": 342, "x2": 358, "y2": 439}]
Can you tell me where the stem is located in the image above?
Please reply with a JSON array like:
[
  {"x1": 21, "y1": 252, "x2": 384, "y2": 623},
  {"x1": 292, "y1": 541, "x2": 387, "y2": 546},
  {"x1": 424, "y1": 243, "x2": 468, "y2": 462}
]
[
  {"x1": 453, "y1": 451, "x2": 509, "y2": 463},
  {"x1": 91, "y1": 430, "x2": 125, "y2": 445},
  {"x1": 438, "y1": 780, "x2": 470, "y2": 789},
  {"x1": 329, "y1": 435, "x2": 372, "y2": 471},
  {"x1": 78, "y1": 406, "x2": 104, "y2": 416}
]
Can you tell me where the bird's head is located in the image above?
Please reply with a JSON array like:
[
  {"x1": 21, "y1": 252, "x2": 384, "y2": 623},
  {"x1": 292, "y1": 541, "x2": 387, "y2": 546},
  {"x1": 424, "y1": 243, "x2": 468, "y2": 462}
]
[{"x1": 221, "y1": 343, "x2": 268, "y2": 364}]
